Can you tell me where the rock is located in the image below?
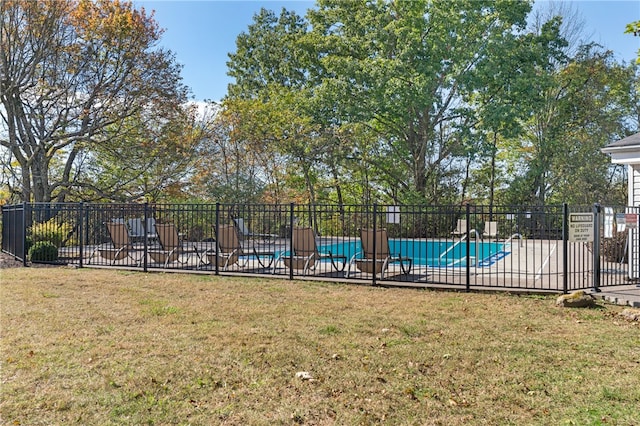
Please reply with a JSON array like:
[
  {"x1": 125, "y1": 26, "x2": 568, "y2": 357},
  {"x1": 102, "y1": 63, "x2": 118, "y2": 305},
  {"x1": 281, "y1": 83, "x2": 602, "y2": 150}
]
[
  {"x1": 556, "y1": 291, "x2": 596, "y2": 308},
  {"x1": 618, "y1": 308, "x2": 640, "y2": 321}
]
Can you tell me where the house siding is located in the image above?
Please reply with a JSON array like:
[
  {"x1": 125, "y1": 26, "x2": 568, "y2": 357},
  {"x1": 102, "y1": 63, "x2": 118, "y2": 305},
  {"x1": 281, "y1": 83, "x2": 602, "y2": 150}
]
[{"x1": 630, "y1": 165, "x2": 640, "y2": 279}]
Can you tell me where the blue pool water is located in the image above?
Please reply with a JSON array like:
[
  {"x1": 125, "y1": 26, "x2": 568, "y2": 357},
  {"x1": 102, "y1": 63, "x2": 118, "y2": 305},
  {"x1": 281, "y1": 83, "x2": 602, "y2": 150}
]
[{"x1": 318, "y1": 239, "x2": 507, "y2": 267}]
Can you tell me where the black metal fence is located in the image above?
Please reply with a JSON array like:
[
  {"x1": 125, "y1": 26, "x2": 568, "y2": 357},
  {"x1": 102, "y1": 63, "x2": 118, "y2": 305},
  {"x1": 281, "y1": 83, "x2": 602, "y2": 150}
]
[{"x1": 2, "y1": 202, "x2": 638, "y2": 293}]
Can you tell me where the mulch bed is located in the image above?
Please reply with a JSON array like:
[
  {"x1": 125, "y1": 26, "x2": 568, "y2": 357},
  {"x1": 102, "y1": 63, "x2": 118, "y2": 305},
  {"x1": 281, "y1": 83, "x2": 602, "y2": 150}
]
[
  {"x1": 0, "y1": 252, "x2": 60, "y2": 269},
  {"x1": 0, "y1": 252, "x2": 24, "y2": 269}
]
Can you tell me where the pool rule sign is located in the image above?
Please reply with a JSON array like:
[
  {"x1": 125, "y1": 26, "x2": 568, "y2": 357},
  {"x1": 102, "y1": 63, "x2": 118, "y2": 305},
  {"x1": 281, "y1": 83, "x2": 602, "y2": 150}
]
[{"x1": 568, "y1": 213, "x2": 594, "y2": 242}]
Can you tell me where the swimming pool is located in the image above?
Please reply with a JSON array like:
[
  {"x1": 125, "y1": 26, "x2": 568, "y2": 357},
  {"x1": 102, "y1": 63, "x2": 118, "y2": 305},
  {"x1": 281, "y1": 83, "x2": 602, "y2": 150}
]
[{"x1": 319, "y1": 239, "x2": 507, "y2": 267}]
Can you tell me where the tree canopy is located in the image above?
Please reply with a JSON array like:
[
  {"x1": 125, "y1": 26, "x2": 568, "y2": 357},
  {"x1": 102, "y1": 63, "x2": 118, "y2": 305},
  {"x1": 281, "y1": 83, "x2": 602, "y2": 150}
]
[
  {"x1": 222, "y1": 0, "x2": 637, "y2": 206},
  {"x1": 2, "y1": 0, "x2": 637, "y2": 207},
  {"x1": 1, "y1": 0, "x2": 191, "y2": 202}
]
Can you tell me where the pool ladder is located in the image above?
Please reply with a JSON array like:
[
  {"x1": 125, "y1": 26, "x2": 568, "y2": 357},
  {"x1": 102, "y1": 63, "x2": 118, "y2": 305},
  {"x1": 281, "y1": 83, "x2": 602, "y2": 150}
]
[
  {"x1": 505, "y1": 233, "x2": 524, "y2": 247},
  {"x1": 439, "y1": 229, "x2": 480, "y2": 266}
]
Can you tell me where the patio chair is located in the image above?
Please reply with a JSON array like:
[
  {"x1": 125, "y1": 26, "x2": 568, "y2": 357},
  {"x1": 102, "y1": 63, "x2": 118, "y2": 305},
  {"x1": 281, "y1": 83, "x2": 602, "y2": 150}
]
[
  {"x1": 233, "y1": 218, "x2": 277, "y2": 242},
  {"x1": 149, "y1": 223, "x2": 201, "y2": 268},
  {"x1": 483, "y1": 221, "x2": 498, "y2": 239},
  {"x1": 277, "y1": 227, "x2": 346, "y2": 275},
  {"x1": 205, "y1": 224, "x2": 275, "y2": 270},
  {"x1": 127, "y1": 217, "x2": 158, "y2": 242},
  {"x1": 348, "y1": 228, "x2": 412, "y2": 279},
  {"x1": 451, "y1": 219, "x2": 467, "y2": 237},
  {"x1": 89, "y1": 221, "x2": 142, "y2": 266}
]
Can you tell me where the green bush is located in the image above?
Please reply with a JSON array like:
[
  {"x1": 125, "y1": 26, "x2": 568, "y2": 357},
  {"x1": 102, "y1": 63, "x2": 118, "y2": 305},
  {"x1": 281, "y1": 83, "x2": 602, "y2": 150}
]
[
  {"x1": 29, "y1": 219, "x2": 75, "y2": 248},
  {"x1": 28, "y1": 241, "x2": 59, "y2": 262}
]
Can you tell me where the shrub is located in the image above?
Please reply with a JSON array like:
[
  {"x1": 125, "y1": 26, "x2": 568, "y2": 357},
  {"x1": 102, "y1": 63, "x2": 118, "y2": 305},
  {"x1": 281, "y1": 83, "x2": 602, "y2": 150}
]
[
  {"x1": 29, "y1": 219, "x2": 75, "y2": 248},
  {"x1": 28, "y1": 241, "x2": 59, "y2": 262}
]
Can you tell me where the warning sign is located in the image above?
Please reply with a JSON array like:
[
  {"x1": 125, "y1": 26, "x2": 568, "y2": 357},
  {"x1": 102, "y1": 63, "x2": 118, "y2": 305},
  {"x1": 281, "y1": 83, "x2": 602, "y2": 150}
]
[
  {"x1": 569, "y1": 213, "x2": 594, "y2": 242},
  {"x1": 625, "y1": 213, "x2": 638, "y2": 229}
]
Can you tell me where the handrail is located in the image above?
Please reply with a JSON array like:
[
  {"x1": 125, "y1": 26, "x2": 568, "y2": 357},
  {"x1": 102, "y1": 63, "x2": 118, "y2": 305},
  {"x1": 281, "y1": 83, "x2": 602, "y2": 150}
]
[
  {"x1": 505, "y1": 233, "x2": 523, "y2": 247},
  {"x1": 440, "y1": 229, "x2": 480, "y2": 265}
]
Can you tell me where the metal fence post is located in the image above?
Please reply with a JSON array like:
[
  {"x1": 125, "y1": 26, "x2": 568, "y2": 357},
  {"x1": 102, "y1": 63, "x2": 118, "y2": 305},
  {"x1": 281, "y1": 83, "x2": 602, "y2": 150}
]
[
  {"x1": 289, "y1": 203, "x2": 295, "y2": 281},
  {"x1": 78, "y1": 202, "x2": 84, "y2": 268},
  {"x1": 372, "y1": 203, "x2": 378, "y2": 286},
  {"x1": 215, "y1": 203, "x2": 220, "y2": 275},
  {"x1": 636, "y1": 205, "x2": 640, "y2": 288},
  {"x1": 143, "y1": 203, "x2": 149, "y2": 272},
  {"x1": 592, "y1": 203, "x2": 601, "y2": 292},
  {"x1": 465, "y1": 203, "x2": 470, "y2": 292},
  {"x1": 562, "y1": 203, "x2": 568, "y2": 294},
  {"x1": 22, "y1": 202, "x2": 28, "y2": 267},
  {"x1": 85, "y1": 205, "x2": 90, "y2": 263}
]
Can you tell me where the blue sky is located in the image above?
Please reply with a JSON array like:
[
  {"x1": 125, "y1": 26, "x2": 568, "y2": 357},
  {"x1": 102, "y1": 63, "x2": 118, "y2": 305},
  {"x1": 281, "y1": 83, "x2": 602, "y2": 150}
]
[{"x1": 137, "y1": 1, "x2": 640, "y2": 102}]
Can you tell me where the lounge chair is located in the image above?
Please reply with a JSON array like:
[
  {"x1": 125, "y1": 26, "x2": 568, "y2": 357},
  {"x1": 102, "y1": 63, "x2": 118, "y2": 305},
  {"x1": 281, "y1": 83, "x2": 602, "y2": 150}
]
[
  {"x1": 233, "y1": 218, "x2": 277, "y2": 242},
  {"x1": 451, "y1": 219, "x2": 467, "y2": 237},
  {"x1": 483, "y1": 221, "x2": 498, "y2": 239},
  {"x1": 205, "y1": 224, "x2": 274, "y2": 270},
  {"x1": 149, "y1": 223, "x2": 201, "y2": 268},
  {"x1": 127, "y1": 217, "x2": 157, "y2": 242},
  {"x1": 277, "y1": 227, "x2": 346, "y2": 275},
  {"x1": 89, "y1": 221, "x2": 142, "y2": 266},
  {"x1": 348, "y1": 228, "x2": 412, "y2": 278}
]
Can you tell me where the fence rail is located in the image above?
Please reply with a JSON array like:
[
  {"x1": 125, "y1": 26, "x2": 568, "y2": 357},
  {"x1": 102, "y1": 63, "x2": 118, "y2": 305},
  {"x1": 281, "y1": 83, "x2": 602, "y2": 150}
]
[{"x1": 3, "y1": 202, "x2": 638, "y2": 293}]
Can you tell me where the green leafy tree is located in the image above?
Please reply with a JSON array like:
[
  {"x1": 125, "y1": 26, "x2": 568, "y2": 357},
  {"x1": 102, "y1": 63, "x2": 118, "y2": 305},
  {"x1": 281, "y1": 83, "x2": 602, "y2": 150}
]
[
  {"x1": 227, "y1": 8, "x2": 310, "y2": 100},
  {"x1": 548, "y1": 49, "x2": 636, "y2": 205},
  {"x1": 305, "y1": 0, "x2": 534, "y2": 203},
  {"x1": 505, "y1": 46, "x2": 635, "y2": 206},
  {"x1": 226, "y1": 8, "x2": 345, "y2": 206},
  {"x1": 466, "y1": 17, "x2": 566, "y2": 209}
]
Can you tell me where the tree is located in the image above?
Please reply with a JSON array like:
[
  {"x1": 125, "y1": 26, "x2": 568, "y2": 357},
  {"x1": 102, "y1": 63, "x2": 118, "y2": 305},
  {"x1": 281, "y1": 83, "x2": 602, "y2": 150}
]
[
  {"x1": 464, "y1": 17, "x2": 565, "y2": 210},
  {"x1": 504, "y1": 46, "x2": 634, "y2": 206},
  {"x1": 190, "y1": 102, "x2": 274, "y2": 204},
  {"x1": 0, "y1": 0, "x2": 188, "y2": 202},
  {"x1": 80, "y1": 103, "x2": 204, "y2": 202},
  {"x1": 226, "y1": 1, "x2": 635, "y2": 208},
  {"x1": 548, "y1": 51, "x2": 637, "y2": 205},
  {"x1": 227, "y1": 8, "x2": 310, "y2": 100},
  {"x1": 304, "y1": 0, "x2": 538, "y2": 203},
  {"x1": 226, "y1": 8, "x2": 344, "y2": 206}
]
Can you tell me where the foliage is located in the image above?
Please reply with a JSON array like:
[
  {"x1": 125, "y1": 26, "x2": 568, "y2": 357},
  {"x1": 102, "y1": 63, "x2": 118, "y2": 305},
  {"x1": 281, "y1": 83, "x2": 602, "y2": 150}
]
[
  {"x1": 222, "y1": 1, "x2": 639, "y2": 208},
  {"x1": 28, "y1": 219, "x2": 75, "y2": 248},
  {"x1": 3, "y1": 0, "x2": 637, "y2": 207},
  {"x1": 0, "y1": 0, "x2": 189, "y2": 203},
  {"x1": 304, "y1": 0, "x2": 536, "y2": 203},
  {"x1": 80, "y1": 103, "x2": 205, "y2": 203},
  {"x1": 27, "y1": 241, "x2": 59, "y2": 262},
  {"x1": 624, "y1": 20, "x2": 640, "y2": 64},
  {"x1": 503, "y1": 46, "x2": 635, "y2": 206}
]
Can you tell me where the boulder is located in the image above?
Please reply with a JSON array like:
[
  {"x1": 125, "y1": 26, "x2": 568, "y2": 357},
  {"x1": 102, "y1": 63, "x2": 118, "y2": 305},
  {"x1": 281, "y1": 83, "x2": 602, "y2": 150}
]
[
  {"x1": 556, "y1": 291, "x2": 596, "y2": 308},
  {"x1": 618, "y1": 308, "x2": 640, "y2": 322}
]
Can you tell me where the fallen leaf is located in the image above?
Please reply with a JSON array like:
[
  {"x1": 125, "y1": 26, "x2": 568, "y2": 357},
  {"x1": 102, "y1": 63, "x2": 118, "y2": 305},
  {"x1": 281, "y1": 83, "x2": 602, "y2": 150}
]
[{"x1": 295, "y1": 371, "x2": 313, "y2": 381}]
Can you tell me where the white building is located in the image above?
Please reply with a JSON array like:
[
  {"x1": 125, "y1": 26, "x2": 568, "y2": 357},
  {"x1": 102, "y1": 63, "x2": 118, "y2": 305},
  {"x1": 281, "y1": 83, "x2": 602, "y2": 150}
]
[{"x1": 602, "y1": 132, "x2": 640, "y2": 279}]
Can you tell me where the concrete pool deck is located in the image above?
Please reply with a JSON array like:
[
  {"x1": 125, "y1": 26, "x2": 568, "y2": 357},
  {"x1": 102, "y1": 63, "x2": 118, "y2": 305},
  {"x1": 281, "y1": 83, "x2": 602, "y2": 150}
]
[{"x1": 54, "y1": 237, "x2": 640, "y2": 306}]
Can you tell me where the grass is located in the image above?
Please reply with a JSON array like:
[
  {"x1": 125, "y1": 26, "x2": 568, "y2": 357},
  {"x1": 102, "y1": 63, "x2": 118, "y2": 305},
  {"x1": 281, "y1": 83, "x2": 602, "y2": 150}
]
[{"x1": 1, "y1": 267, "x2": 639, "y2": 425}]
